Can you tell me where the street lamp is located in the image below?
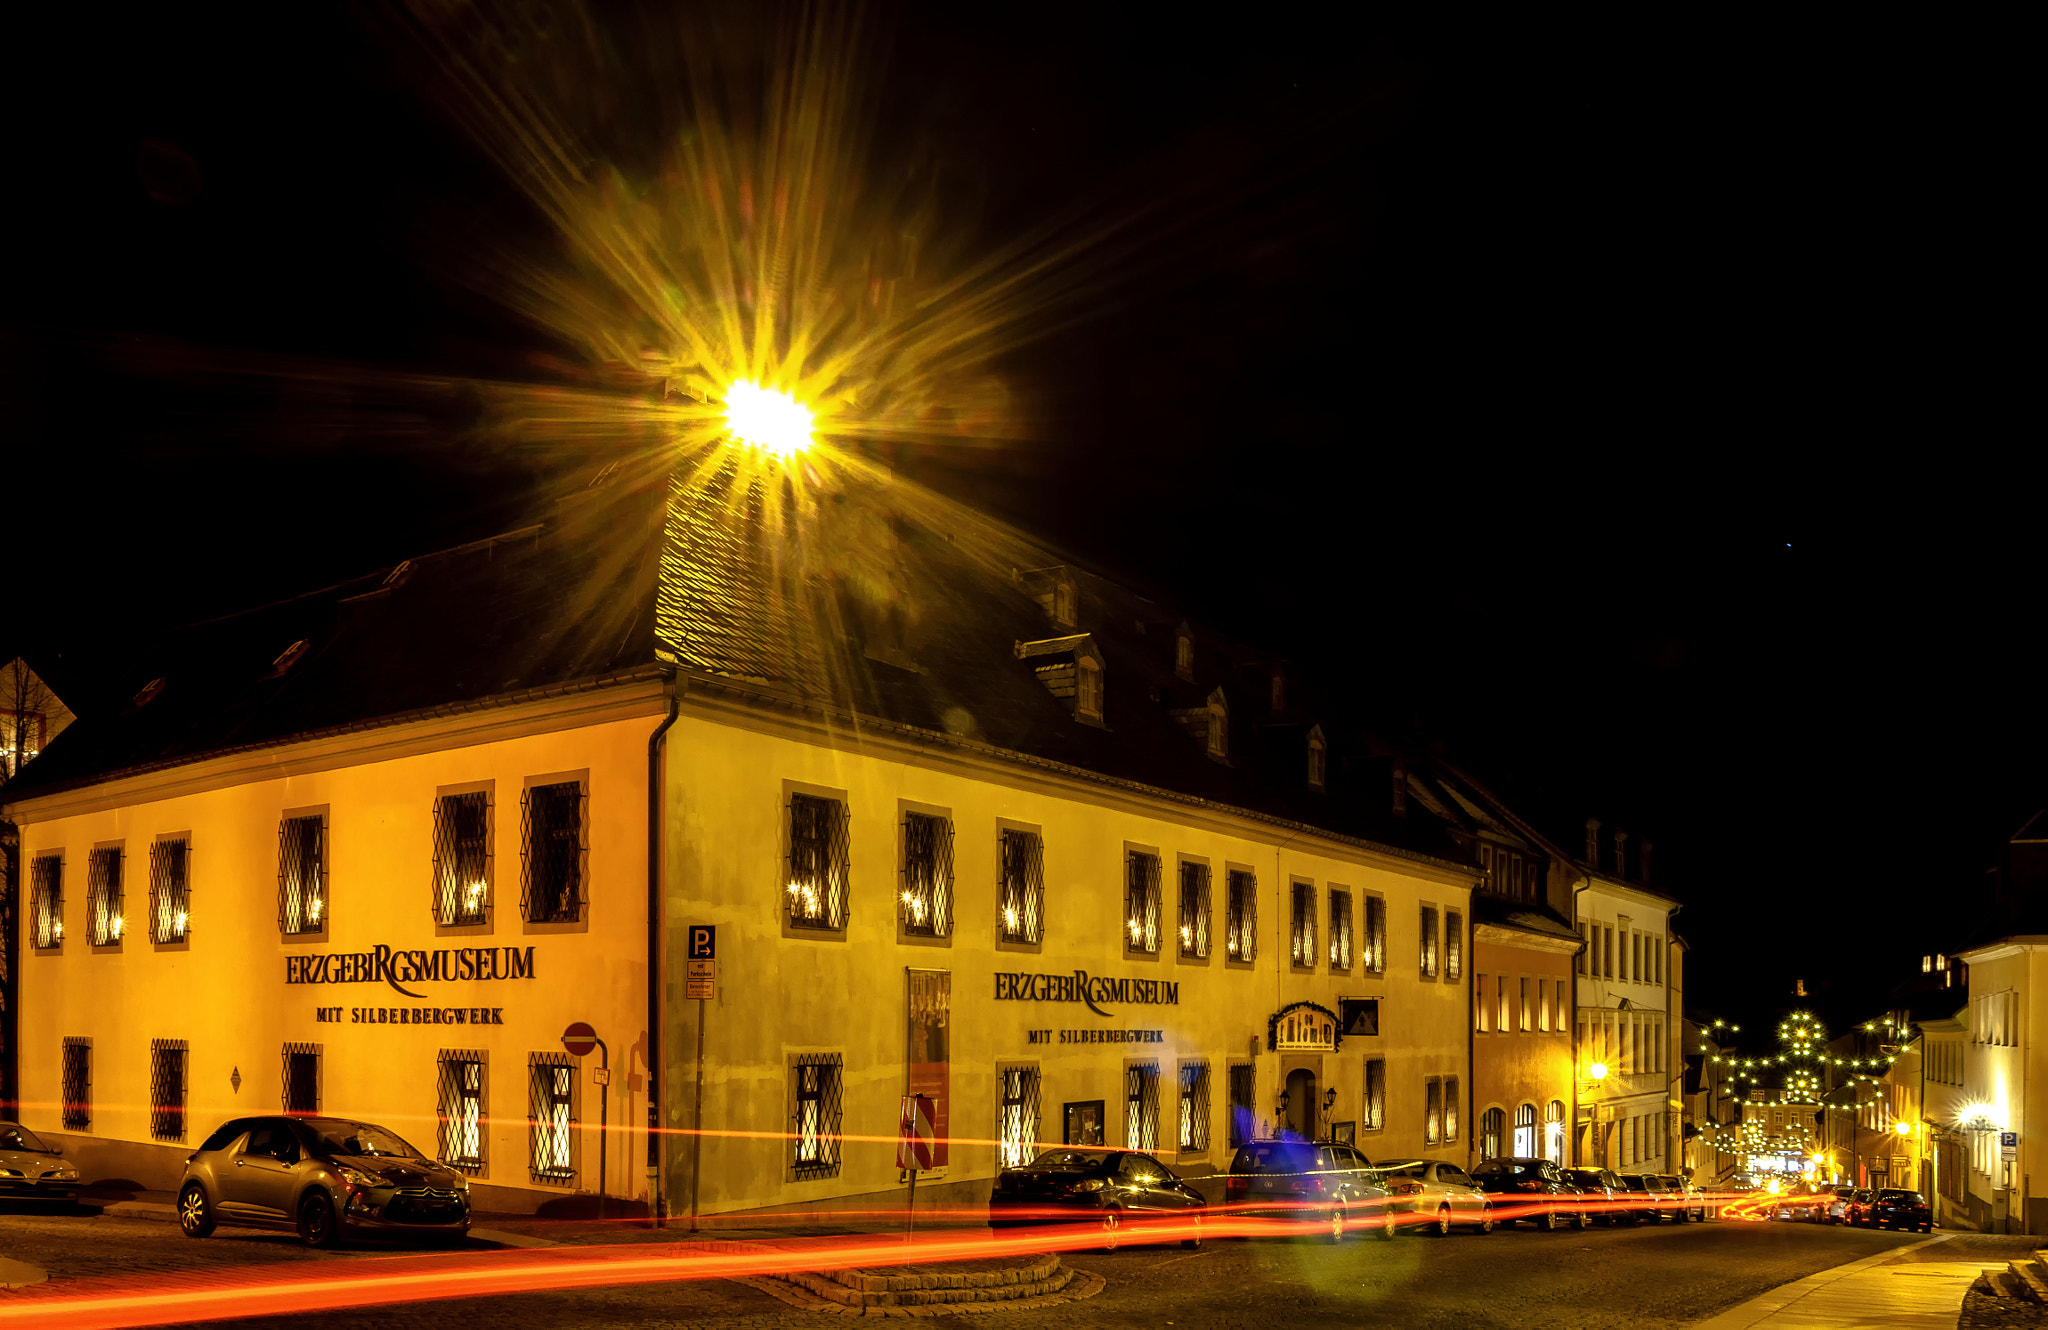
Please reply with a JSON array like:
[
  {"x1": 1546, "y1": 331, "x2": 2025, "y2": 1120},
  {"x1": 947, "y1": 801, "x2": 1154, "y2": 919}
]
[{"x1": 723, "y1": 380, "x2": 814, "y2": 460}]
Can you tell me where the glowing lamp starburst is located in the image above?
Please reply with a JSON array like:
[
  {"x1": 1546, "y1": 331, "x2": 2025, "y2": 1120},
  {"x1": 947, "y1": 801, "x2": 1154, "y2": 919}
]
[{"x1": 723, "y1": 381, "x2": 814, "y2": 459}]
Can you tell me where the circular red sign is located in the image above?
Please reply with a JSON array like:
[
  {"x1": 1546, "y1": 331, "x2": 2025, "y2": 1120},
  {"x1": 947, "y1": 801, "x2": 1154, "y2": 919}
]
[{"x1": 561, "y1": 1021, "x2": 599, "y2": 1056}]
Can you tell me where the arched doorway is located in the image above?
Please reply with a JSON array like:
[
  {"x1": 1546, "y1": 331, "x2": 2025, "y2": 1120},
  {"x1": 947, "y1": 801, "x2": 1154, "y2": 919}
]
[{"x1": 1286, "y1": 1067, "x2": 1318, "y2": 1138}]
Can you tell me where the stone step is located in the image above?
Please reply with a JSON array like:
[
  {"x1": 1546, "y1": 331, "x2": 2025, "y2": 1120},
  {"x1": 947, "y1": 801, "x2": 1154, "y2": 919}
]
[
  {"x1": 2004, "y1": 1257, "x2": 2048, "y2": 1303},
  {"x1": 1982, "y1": 1271, "x2": 2022, "y2": 1301}
]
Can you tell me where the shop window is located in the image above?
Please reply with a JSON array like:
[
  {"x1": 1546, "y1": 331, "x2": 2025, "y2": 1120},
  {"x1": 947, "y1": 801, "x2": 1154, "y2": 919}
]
[
  {"x1": 1425, "y1": 1078, "x2": 1442, "y2": 1145},
  {"x1": 1514, "y1": 1103, "x2": 1537, "y2": 1156},
  {"x1": 433, "y1": 792, "x2": 491, "y2": 926},
  {"x1": 149, "y1": 837, "x2": 191, "y2": 943},
  {"x1": 998, "y1": 1066, "x2": 1040, "y2": 1168},
  {"x1": 87, "y1": 846, "x2": 124, "y2": 947},
  {"x1": 1329, "y1": 889, "x2": 1352, "y2": 970},
  {"x1": 1178, "y1": 1062, "x2": 1210, "y2": 1153},
  {"x1": 30, "y1": 854, "x2": 63, "y2": 950},
  {"x1": 1445, "y1": 909, "x2": 1462, "y2": 980},
  {"x1": 61, "y1": 1039, "x2": 91, "y2": 1129},
  {"x1": 1444, "y1": 1076, "x2": 1459, "y2": 1142},
  {"x1": 1481, "y1": 1106, "x2": 1505, "y2": 1159},
  {"x1": 1419, "y1": 906, "x2": 1439, "y2": 979},
  {"x1": 1363, "y1": 895, "x2": 1386, "y2": 974},
  {"x1": 438, "y1": 1051, "x2": 487, "y2": 1174},
  {"x1": 1363, "y1": 1059, "x2": 1385, "y2": 1132},
  {"x1": 786, "y1": 793, "x2": 849, "y2": 932},
  {"x1": 1225, "y1": 868, "x2": 1257, "y2": 962},
  {"x1": 283, "y1": 1044, "x2": 321, "y2": 1116},
  {"x1": 1126, "y1": 1062, "x2": 1160, "y2": 1151},
  {"x1": 278, "y1": 814, "x2": 327, "y2": 935},
  {"x1": 1125, "y1": 851, "x2": 1162, "y2": 955},
  {"x1": 1546, "y1": 1101, "x2": 1566, "y2": 1164},
  {"x1": 792, "y1": 1054, "x2": 843, "y2": 1178},
  {"x1": 523, "y1": 782, "x2": 586, "y2": 925},
  {"x1": 998, "y1": 828, "x2": 1043, "y2": 943},
  {"x1": 1228, "y1": 1064, "x2": 1256, "y2": 1148},
  {"x1": 1178, "y1": 861, "x2": 1210, "y2": 958},
  {"x1": 150, "y1": 1039, "x2": 187, "y2": 1142},
  {"x1": 1290, "y1": 883, "x2": 1316, "y2": 968},
  {"x1": 529, "y1": 1052, "x2": 578, "y2": 1182},
  {"x1": 900, "y1": 811, "x2": 954, "y2": 937}
]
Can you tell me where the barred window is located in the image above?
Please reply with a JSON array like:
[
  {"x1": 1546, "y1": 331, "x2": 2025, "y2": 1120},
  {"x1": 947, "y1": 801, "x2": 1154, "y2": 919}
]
[
  {"x1": 998, "y1": 1065, "x2": 1041, "y2": 1169},
  {"x1": 87, "y1": 846, "x2": 124, "y2": 947},
  {"x1": 149, "y1": 838, "x2": 191, "y2": 943},
  {"x1": 1290, "y1": 882, "x2": 1315, "y2": 967},
  {"x1": 1177, "y1": 861, "x2": 1210, "y2": 958},
  {"x1": 1425, "y1": 1077, "x2": 1442, "y2": 1146},
  {"x1": 30, "y1": 854, "x2": 63, "y2": 949},
  {"x1": 1445, "y1": 909, "x2": 1463, "y2": 980},
  {"x1": 529, "y1": 1052, "x2": 577, "y2": 1181},
  {"x1": 283, "y1": 1043, "x2": 321, "y2": 1116},
  {"x1": 1126, "y1": 1061, "x2": 1160, "y2": 1151},
  {"x1": 1444, "y1": 1076, "x2": 1459, "y2": 1142},
  {"x1": 434, "y1": 792, "x2": 491, "y2": 926},
  {"x1": 1228, "y1": 1064, "x2": 1255, "y2": 1149},
  {"x1": 1419, "y1": 905, "x2": 1439, "y2": 978},
  {"x1": 523, "y1": 782, "x2": 585, "y2": 925},
  {"x1": 1363, "y1": 1058, "x2": 1385, "y2": 1132},
  {"x1": 1177, "y1": 1062, "x2": 1210, "y2": 1152},
  {"x1": 787, "y1": 793, "x2": 849, "y2": 931},
  {"x1": 792, "y1": 1054, "x2": 843, "y2": 1178},
  {"x1": 151, "y1": 1040, "x2": 188, "y2": 1142},
  {"x1": 278, "y1": 814, "x2": 326, "y2": 935},
  {"x1": 1363, "y1": 895, "x2": 1386, "y2": 974},
  {"x1": 61, "y1": 1039, "x2": 91, "y2": 1129},
  {"x1": 900, "y1": 811, "x2": 953, "y2": 937},
  {"x1": 439, "y1": 1051, "x2": 487, "y2": 1173},
  {"x1": 1125, "y1": 851, "x2": 1161, "y2": 954},
  {"x1": 998, "y1": 829, "x2": 1043, "y2": 943},
  {"x1": 1225, "y1": 869, "x2": 1257, "y2": 962},
  {"x1": 1329, "y1": 889, "x2": 1352, "y2": 970}
]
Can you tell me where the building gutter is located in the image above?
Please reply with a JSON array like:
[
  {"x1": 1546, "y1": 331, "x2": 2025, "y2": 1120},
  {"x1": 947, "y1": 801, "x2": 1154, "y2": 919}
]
[{"x1": 646, "y1": 671, "x2": 681, "y2": 1224}]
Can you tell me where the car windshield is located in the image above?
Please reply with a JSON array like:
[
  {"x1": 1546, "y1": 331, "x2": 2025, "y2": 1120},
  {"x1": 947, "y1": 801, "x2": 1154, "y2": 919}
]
[
  {"x1": 306, "y1": 1120, "x2": 424, "y2": 1159},
  {"x1": 0, "y1": 1124, "x2": 50, "y2": 1152},
  {"x1": 1237, "y1": 1143, "x2": 1322, "y2": 1174},
  {"x1": 1473, "y1": 1161, "x2": 1538, "y2": 1178},
  {"x1": 1025, "y1": 1149, "x2": 1114, "y2": 1171}
]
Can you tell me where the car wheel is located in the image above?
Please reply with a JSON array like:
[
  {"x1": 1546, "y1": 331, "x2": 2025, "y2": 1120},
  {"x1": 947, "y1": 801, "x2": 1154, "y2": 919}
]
[
  {"x1": 1433, "y1": 1205, "x2": 1452, "y2": 1237},
  {"x1": 177, "y1": 1183, "x2": 216, "y2": 1239},
  {"x1": 1328, "y1": 1206, "x2": 1347, "y2": 1243},
  {"x1": 1576, "y1": 1207, "x2": 1592, "y2": 1231},
  {"x1": 1477, "y1": 1205, "x2": 1496, "y2": 1235},
  {"x1": 1674, "y1": 1206, "x2": 1690, "y2": 1224},
  {"x1": 1378, "y1": 1205, "x2": 1398, "y2": 1241},
  {"x1": 298, "y1": 1191, "x2": 339, "y2": 1249},
  {"x1": 1099, "y1": 1207, "x2": 1121, "y2": 1254},
  {"x1": 1181, "y1": 1212, "x2": 1204, "y2": 1250},
  {"x1": 1542, "y1": 1205, "x2": 1562, "y2": 1232}
]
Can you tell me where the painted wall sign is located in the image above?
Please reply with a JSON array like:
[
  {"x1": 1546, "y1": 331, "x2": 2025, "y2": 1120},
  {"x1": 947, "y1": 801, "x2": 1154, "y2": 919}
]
[
  {"x1": 285, "y1": 944, "x2": 537, "y2": 999},
  {"x1": 994, "y1": 970, "x2": 1180, "y2": 1017}
]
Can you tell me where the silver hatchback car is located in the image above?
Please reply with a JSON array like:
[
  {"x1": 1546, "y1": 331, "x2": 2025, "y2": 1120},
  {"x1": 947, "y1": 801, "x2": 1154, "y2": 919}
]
[{"x1": 177, "y1": 1115, "x2": 470, "y2": 1247}]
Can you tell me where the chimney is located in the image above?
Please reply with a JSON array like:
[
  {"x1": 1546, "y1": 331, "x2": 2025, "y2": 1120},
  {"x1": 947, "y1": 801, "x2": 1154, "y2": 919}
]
[
  {"x1": 1584, "y1": 818, "x2": 1601, "y2": 866},
  {"x1": 1639, "y1": 839, "x2": 1653, "y2": 885},
  {"x1": 1613, "y1": 829, "x2": 1629, "y2": 881}
]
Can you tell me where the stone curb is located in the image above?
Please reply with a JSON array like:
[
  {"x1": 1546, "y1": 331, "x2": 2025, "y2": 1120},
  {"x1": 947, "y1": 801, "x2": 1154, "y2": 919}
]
[
  {"x1": 733, "y1": 1268, "x2": 1106, "y2": 1317},
  {"x1": 823, "y1": 1253, "x2": 1061, "y2": 1293},
  {"x1": 1692, "y1": 1234, "x2": 1952, "y2": 1329}
]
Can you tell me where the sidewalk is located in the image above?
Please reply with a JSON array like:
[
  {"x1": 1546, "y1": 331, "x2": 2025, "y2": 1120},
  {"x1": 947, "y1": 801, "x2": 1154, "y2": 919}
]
[{"x1": 1696, "y1": 1234, "x2": 2009, "y2": 1329}]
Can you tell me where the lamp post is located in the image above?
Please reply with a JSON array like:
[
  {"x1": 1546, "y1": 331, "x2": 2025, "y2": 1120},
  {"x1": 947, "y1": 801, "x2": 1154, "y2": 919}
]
[{"x1": 1583, "y1": 1062, "x2": 1609, "y2": 1168}]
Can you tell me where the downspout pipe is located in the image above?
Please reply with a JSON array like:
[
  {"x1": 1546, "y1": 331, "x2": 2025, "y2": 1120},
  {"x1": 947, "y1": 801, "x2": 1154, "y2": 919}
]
[{"x1": 647, "y1": 671, "x2": 680, "y2": 1224}]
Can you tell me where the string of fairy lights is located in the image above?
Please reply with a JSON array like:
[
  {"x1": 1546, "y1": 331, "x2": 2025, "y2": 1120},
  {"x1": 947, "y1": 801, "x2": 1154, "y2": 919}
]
[{"x1": 1694, "y1": 1011, "x2": 1907, "y2": 1180}]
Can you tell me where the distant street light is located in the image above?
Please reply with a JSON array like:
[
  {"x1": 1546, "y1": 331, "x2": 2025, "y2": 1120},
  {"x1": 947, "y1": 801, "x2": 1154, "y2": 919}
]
[
  {"x1": 1589, "y1": 1063, "x2": 1609, "y2": 1081},
  {"x1": 723, "y1": 380, "x2": 814, "y2": 459}
]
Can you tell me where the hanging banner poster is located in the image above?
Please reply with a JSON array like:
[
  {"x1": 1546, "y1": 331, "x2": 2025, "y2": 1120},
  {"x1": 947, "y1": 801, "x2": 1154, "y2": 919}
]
[{"x1": 907, "y1": 969, "x2": 951, "y2": 1168}]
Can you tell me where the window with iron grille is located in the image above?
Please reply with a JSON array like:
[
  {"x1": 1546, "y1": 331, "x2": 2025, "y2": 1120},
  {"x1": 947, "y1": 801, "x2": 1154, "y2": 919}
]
[
  {"x1": 998, "y1": 1065, "x2": 1041, "y2": 1169},
  {"x1": 278, "y1": 814, "x2": 326, "y2": 935},
  {"x1": 1125, "y1": 1061, "x2": 1160, "y2": 1150},
  {"x1": 151, "y1": 1040, "x2": 187, "y2": 1142},
  {"x1": 529, "y1": 1052, "x2": 578, "y2": 1181},
  {"x1": 30, "y1": 854, "x2": 63, "y2": 950},
  {"x1": 1328, "y1": 889, "x2": 1352, "y2": 970},
  {"x1": 434, "y1": 792, "x2": 491, "y2": 926},
  {"x1": 1419, "y1": 905, "x2": 1439, "y2": 978},
  {"x1": 786, "y1": 793, "x2": 849, "y2": 931},
  {"x1": 1125, "y1": 851, "x2": 1161, "y2": 954},
  {"x1": 438, "y1": 1051, "x2": 487, "y2": 1173},
  {"x1": 998, "y1": 829, "x2": 1043, "y2": 943},
  {"x1": 1225, "y1": 869, "x2": 1257, "y2": 962},
  {"x1": 61, "y1": 1038, "x2": 91, "y2": 1129},
  {"x1": 1177, "y1": 1062, "x2": 1209, "y2": 1152},
  {"x1": 523, "y1": 783, "x2": 585, "y2": 925},
  {"x1": 1445, "y1": 909, "x2": 1463, "y2": 980},
  {"x1": 1227, "y1": 1064, "x2": 1255, "y2": 1148},
  {"x1": 1290, "y1": 882, "x2": 1315, "y2": 967},
  {"x1": 1363, "y1": 1058, "x2": 1385, "y2": 1132},
  {"x1": 149, "y1": 838, "x2": 191, "y2": 943},
  {"x1": 87, "y1": 847, "x2": 124, "y2": 947},
  {"x1": 1443, "y1": 1076, "x2": 1459, "y2": 1142},
  {"x1": 1424, "y1": 1077, "x2": 1442, "y2": 1145},
  {"x1": 900, "y1": 812, "x2": 953, "y2": 937},
  {"x1": 283, "y1": 1044, "x2": 321, "y2": 1116},
  {"x1": 1177, "y1": 861, "x2": 1209, "y2": 958},
  {"x1": 1363, "y1": 895, "x2": 1386, "y2": 974},
  {"x1": 791, "y1": 1054, "x2": 843, "y2": 1178}
]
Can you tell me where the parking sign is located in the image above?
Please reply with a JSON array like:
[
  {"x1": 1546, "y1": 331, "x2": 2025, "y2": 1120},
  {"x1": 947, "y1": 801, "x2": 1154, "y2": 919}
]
[{"x1": 2003, "y1": 1132, "x2": 2019, "y2": 1160}]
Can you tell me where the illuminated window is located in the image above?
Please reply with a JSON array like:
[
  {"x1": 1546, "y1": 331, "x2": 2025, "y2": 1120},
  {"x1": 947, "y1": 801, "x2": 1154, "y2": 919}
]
[
  {"x1": 999, "y1": 1066, "x2": 1041, "y2": 1168},
  {"x1": 149, "y1": 837, "x2": 191, "y2": 944},
  {"x1": 791, "y1": 1054, "x2": 843, "y2": 1178},
  {"x1": 523, "y1": 782, "x2": 585, "y2": 925},
  {"x1": 900, "y1": 811, "x2": 954, "y2": 938},
  {"x1": 1126, "y1": 1062, "x2": 1160, "y2": 1150},
  {"x1": 1178, "y1": 861, "x2": 1210, "y2": 958},
  {"x1": 1226, "y1": 869, "x2": 1257, "y2": 962},
  {"x1": 785, "y1": 793, "x2": 849, "y2": 931},
  {"x1": 30, "y1": 854, "x2": 63, "y2": 950},
  {"x1": 1514, "y1": 1102, "x2": 1537, "y2": 1156},
  {"x1": 1228, "y1": 1064, "x2": 1257, "y2": 1147},
  {"x1": 434, "y1": 792, "x2": 491, "y2": 927},
  {"x1": 87, "y1": 846, "x2": 124, "y2": 947},
  {"x1": 998, "y1": 828, "x2": 1043, "y2": 944},
  {"x1": 1363, "y1": 894, "x2": 1386, "y2": 973},
  {"x1": 438, "y1": 1052, "x2": 486, "y2": 1173},
  {"x1": 1420, "y1": 906, "x2": 1439, "y2": 979},
  {"x1": 1178, "y1": 1062, "x2": 1210, "y2": 1152},
  {"x1": 1126, "y1": 851, "x2": 1162, "y2": 954},
  {"x1": 1425, "y1": 1078, "x2": 1442, "y2": 1145},
  {"x1": 1444, "y1": 1077, "x2": 1459, "y2": 1142},
  {"x1": 1477, "y1": 975, "x2": 1491, "y2": 1033},
  {"x1": 1519, "y1": 978, "x2": 1532, "y2": 1032},
  {"x1": 1291, "y1": 883, "x2": 1316, "y2": 967},
  {"x1": 1546, "y1": 1101, "x2": 1566, "y2": 1165},
  {"x1": 61, "y1": 1039, "x2": 91, "y2": 1129},
  {"x1": 278, "y1": 814, "x2": 326, "y2": 935},
  {"x1": 1482, "y1": 1106, "x2": 1506, "y2": 1158},
  {"x1": 1328, "y1": 889, "x2": 1352, "y2": 970},
  {"x1": 150, "y1": 1039, "x2": 187, "y2": 1142},
  {"x1": 1363, "y1": 1059, "x2": 1385, "y2": 1132},
  {"x1": 1445, "y1": 909, "x2": 1462, "y2": 980},
  {"x1": 1076, "y1": 657, "x2": 1104, "y2": 723},
  {"x1": 530, "y1": 1052, "x2": 578, "y2": 1181}
]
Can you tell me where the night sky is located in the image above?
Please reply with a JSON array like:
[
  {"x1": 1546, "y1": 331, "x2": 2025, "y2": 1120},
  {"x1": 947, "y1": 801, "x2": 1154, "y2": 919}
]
[{"x1": 3, "y1": 4, "x2": 2036, "y2": 1036}]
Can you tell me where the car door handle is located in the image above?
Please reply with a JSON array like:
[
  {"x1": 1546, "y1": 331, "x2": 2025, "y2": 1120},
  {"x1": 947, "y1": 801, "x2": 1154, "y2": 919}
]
[{"x1": 235, "y1": 1160, "x2": 245, "y2": 1167}]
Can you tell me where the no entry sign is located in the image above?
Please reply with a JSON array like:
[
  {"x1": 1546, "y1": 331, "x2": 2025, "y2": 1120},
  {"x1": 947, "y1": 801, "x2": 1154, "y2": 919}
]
[{"x1": 561, "y1": 1021, "x2": 599, "y2": 1057}]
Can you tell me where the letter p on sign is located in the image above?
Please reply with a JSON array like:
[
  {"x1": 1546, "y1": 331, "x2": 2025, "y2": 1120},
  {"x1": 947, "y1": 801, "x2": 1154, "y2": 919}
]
[{"x1": 689, "y1": 926, "x2": 716, "y2": 961}]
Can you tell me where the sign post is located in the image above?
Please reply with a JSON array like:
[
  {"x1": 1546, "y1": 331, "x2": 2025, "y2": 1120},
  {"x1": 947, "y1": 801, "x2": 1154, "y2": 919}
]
[
  {"x1": 896, "y1": 1094, "x2": 935, "y2": 1238},
  {"x1": 686, "y1": 926, "x2": 715, "y2": 1234},
  {"x1": 562, "y1": 1021, "x2": 606, "y2": 1223}
]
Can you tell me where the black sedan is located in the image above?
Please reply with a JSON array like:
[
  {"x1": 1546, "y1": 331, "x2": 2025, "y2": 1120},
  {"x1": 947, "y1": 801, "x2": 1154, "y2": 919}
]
[
  {"x1": 0, "y1": 1122, "x2": 80, "y2": 1204},
  {"x1": 1867, "y1": 1188, "x2": 1933, "y2": 1232},
  {"x1": 1470, "y1": 1157, "x2": 1591, "y2": 1230},
  {"x1": 1564, "y1": 1166, "x2": 1640, "y2": 1225},
  {"x1": 989, "y1": 1148, "x2": 1205, "y2": 1251}
]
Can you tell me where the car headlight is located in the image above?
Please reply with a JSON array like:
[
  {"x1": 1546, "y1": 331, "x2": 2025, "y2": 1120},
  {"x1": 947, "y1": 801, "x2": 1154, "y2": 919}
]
[
  {"x1": 52, "y1": 1164, "x2": 78, "y2": 1178},
  {"x1": 1069, "y1": 1178, "x2": 1106, "y2": 1193},
  {"x1": 337, "y1": 1165, "x2": 381, "y2": 1189}
]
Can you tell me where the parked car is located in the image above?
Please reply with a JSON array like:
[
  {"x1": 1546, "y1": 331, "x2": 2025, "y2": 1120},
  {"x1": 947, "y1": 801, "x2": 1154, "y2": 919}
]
[
  {"x1": 1564, "y1": 1167, "x2": 1640, "y2": 1225},
  {"x1": 1376, "y1": 1158, "x2": 1496, "y2": 1235},
  {"x1": 1867, "y1": 1188, "x2": 1933, "y2": 1233},
  {"x1": 177, "y1": 1116, "x2": 470, "y2": 1247},
  {"x1": 1220, "y1": 1140, "x2": 1397, "y2": 1242},
  {"x1": 1469, "y1": 1157, "x2": 1590, "y2": 1230},
  {"x1": 1822, "y1": 1186, "x2": 1857, "y2": 1224},
  {"x1": 1766, "y1": 1187, "x2": 1829, "y2": 1223},
  {"x1": 1618, "y1": 1172, "x2": 1685, "y2": 1222},
  {"x1": 1841, "y1": 1188, "x2": 1876, "y2": 1227},
  {"x1": 989, "y1": 1147, "x2": 1206, "y2": 1250},
  {"x1": 1661, "y1": 1174, "x2": 1713, "y2": 1222},
  {"x1": 0, "y1": 1122, "x2": 80, "y2": 1205},
  {"x1": 1649, "y1": 1173, "x2": 1699, "y2": 1222}
]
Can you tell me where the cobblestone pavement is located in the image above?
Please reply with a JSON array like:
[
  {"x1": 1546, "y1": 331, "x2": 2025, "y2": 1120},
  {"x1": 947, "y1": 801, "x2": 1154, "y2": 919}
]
[{"x1": 0, "y1": 1205, "x2": 1995, "y2": 1329}]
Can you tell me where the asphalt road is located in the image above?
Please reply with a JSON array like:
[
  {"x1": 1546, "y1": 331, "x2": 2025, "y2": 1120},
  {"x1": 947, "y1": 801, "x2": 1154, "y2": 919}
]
[{"x1": 0, "y1": 1202, "x2": 2023, "y2": 1329}]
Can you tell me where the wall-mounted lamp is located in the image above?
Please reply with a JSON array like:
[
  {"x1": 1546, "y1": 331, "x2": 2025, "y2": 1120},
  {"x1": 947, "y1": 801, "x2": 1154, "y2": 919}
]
[
  {"x1": 1589, "y1": 1062, "x2": 1609, "y2": 1081},
  {"x1": 1893, "y1": 1121, "x2": 1913, "y2": 1138},
  {"x1": 1276, "y1": 1091, "x2": 1290, "y2": 1118}
]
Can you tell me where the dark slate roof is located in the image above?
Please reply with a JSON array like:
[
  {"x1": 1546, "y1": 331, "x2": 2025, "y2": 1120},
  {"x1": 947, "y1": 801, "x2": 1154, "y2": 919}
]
[{"x1": 1471, "y1": 895, "x2": 1582, "y2": 944}]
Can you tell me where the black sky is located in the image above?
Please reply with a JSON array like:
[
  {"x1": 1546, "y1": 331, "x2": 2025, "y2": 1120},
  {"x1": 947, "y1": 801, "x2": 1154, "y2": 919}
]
[{"x1": 3, "y1": 3, "x2": 2038, "y2": 1035}]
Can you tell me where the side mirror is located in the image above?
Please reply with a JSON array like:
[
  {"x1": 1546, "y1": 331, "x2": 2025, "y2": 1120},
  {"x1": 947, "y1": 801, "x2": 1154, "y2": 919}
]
[{"x1": 51, "y1": 1144, "x2": 64, "y2": 1157}]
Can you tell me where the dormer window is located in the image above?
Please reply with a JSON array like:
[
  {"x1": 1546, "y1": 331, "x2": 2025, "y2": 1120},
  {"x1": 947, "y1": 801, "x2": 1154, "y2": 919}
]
[
  {"x1": 1174, "y1": 625, "x2": 1194, "y2": 681},
  {"x1": 1307, "y1": 725, "x2": 1326, "y2": 791},
  {"x1": 1205, "y1": 687, "x2": 1227, "y2": 760},
  {"x1": 1052, "y1": 580, "x2": 1076, "y2": 629},
  {"x1": 1077, "y1": 656, "x2": 1103, "y2": 722},
  {"x1": 1015, "y1": 634, "x2": 1106, "y2": 728},
  {"x1": 1020, "y1": 566, "x2": 1077, "y2": 629}
]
